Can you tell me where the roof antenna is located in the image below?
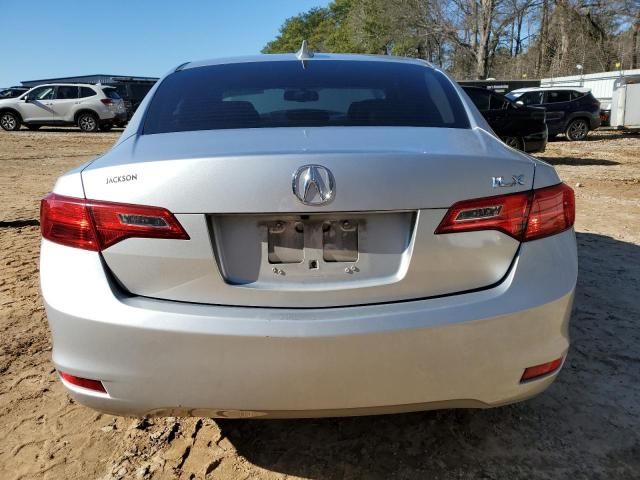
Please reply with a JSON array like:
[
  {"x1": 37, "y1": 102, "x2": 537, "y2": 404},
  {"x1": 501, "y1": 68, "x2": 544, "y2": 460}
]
[{"x1": 296, "y1": 40, "x2": 314, "y2": 67}]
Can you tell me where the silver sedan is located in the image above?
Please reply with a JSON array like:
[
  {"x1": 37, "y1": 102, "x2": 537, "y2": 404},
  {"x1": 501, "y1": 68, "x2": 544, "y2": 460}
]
[{"x1": 40, "y1": 51, "x2": 576, "y2": 418}]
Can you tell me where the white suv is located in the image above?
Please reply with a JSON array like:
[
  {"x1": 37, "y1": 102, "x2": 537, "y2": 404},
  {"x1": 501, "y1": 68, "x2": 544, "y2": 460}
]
[{"x1": 0, "y1": 83, "x2": 127, "y2": 132}]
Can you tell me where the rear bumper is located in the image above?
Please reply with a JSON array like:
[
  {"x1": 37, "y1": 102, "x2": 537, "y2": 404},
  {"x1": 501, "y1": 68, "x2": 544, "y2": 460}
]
[
  {"x1": 41, "y1": 230, "x2": 577, "y2": 418},
  {"x1": 102, "y1": 112, "x2": 127, "y2": 124},
  {"x1": 523, "y1": 129, "x2": 547, "y2": 153}
]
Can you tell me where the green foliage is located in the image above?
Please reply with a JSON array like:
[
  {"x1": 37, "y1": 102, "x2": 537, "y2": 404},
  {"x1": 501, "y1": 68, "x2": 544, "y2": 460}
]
[{"x1": 262, "y1": 0, "x2": 358, "y2": 54}]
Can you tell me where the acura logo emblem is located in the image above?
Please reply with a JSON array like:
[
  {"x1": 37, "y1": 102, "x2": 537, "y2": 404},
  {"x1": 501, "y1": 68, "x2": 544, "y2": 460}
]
[{"x1": 292, "y1": 165, "x2": 336, "y2": 205}]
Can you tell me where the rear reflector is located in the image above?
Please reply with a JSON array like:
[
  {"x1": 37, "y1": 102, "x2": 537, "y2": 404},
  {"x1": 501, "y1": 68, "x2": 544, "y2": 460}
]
[
  {"x1": 41, "y1": 193, "x2": 189, "y2": 251},
  {"x1": 435, "y1": 183, "x2": 575, "y2": 242},
  {"x1": 59, "y1": 371, "x2": 107, "y2": 393},
  {"x1": 520, "y1": 358, "x2": 563, "y2": 382}
]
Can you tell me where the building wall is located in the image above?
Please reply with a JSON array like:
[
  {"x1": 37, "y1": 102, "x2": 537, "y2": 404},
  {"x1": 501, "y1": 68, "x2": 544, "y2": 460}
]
[{"x1": 21, "y1": 75, "x2": 158, "y2": 88}]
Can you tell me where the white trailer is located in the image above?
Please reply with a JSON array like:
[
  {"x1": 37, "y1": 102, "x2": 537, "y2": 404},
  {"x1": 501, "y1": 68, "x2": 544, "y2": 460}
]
[{"x1": 610, "y1": 76, "x2": 640, "y2": 129}]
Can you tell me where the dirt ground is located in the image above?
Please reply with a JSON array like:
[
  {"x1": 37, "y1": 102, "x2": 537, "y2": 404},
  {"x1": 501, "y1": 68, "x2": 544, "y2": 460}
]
[{"x1": 0, "y1": 128, "x2": 638, "y2": 480}]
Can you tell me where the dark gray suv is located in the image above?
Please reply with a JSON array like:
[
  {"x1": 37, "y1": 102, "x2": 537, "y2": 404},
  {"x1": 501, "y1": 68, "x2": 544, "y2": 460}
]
[{"x1": 507, "y1": 87, "x2": 601, "y2": 141}]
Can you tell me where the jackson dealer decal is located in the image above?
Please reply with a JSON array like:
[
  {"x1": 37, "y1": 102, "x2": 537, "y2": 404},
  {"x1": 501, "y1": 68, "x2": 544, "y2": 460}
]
[{"x1": 106, "y1": 174, "x2": 138, "y2": 184}]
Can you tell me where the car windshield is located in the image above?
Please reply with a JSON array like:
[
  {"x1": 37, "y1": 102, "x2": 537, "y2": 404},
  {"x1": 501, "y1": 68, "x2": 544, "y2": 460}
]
[
  {"x1": 143, "y1": 60, "x2": 469, "y2": 134},
  {"x1": 505, "y1": 92, "x2": 521, "y2": 101}
]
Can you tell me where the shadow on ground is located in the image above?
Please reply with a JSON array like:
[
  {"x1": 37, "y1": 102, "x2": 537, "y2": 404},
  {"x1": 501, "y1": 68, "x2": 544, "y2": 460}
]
[
  {"x1": 541, "y1": 156, "x2": 620, "y2": 166},
  {"x1": 549, "y1": 131, "x2": 639, "y2": 142},
  {"x1": 7, "y1": 127, "x2": 124, "y2": 134},
  {"x1": 217, "y1": 233, "x2": 640, "y2": 479}
]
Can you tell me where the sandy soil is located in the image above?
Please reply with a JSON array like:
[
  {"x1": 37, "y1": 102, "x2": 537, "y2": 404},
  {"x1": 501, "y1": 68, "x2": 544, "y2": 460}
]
[{"x1": 0, "y1": 128, "x2": 639, "y2": 479}]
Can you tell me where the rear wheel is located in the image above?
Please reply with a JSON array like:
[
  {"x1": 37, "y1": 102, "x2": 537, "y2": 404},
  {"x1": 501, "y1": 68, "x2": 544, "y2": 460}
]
[
  {"x1": 26, "y1": 124, "x2": 41, "y2": 131},
  {"x1": 99, "y1": 123, "x2": 113, "y2": 132},
  {"x1": 502, "y1": 136, "x2": 523, "y2": 150},
  {"x1": 566, "y1": 119, "x2": 589, "y2": 141},
  {"x1": 0, "y1": 111, "x2": 21, "y2": 131},
  {"x1": 78, "y1": 112, "x2": 99, "y2": 133}
]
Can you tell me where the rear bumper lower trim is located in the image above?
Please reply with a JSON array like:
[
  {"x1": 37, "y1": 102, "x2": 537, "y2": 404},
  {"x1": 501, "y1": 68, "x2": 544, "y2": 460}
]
[{"x1": 41, "y1": 230, "x2": 577, "y2": 417}]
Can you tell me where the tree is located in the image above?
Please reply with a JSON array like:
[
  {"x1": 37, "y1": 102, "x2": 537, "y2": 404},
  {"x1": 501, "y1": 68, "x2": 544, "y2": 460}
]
[{"x1": 263, "y1": 0, "x2": 639, "y2": 79}]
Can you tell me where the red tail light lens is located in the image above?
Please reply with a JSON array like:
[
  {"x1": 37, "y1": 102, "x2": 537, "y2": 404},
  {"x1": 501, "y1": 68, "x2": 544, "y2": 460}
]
[
  {"x1": 524, "y1": 183, "x2": 575, "y2": 241},
  {"x1": 435, "y1": 191, "x2": 530, "y2": 238},
  {"x1": 59, "y1": 371, "x2": 107, "y2": 393},
  {"x1": 435, "y1": 183, "x2": 575, "y2": 241},
  {"x1": 40, "y1": 194, "x2": 99, "y2": 250},
  {"x1": 41, "y1": 193, "x2": 189, "y2": 251},
  {"x1": 100, "y1": 98, "x2": 114, "y2": 105},
  {"x1": 521, "y1": 357, "x2": 563, "y2": 382}
]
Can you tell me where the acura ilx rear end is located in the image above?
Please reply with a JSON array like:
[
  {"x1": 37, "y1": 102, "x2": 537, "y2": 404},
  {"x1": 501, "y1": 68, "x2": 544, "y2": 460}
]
[{"x1": 40, "y1": 53, "x2": 577, "y2": 418}]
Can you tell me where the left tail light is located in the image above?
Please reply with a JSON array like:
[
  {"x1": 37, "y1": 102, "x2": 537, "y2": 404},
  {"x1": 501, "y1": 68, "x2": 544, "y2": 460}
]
[
  {"x1": 435, "y1": 183, "x2": 575, "y2": 242},
  {"x1": 100, "y1": 98, "x2": 114, "y2": 105},
  {"x1": 40, "y1": 193, "x2": 189, "y2": 251}
]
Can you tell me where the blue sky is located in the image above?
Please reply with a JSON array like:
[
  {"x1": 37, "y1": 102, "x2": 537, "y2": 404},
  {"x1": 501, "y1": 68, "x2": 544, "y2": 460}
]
[{"x1": 1, "y1": 1, "x2": 328, "y2": 87}]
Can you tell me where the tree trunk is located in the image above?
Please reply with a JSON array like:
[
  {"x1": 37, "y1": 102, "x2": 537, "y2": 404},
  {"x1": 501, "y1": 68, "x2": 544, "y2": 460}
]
[
  {"x1": 535, "y1": 0, "x2": 549, "y2": 77},
  {"x1": 633, "y1": 12, "x2": 640, "y2": 69},
  {"x1": 475, "y1": 0, "x2": 495, "y2": 79}
]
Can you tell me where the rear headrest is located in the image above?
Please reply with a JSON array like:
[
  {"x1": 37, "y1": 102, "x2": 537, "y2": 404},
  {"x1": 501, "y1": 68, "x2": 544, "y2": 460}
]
[
  {"x1": 347, "y1": 99, "x2": 388, "y2": 122},
  {"x1": 176, "y1": 100, "x2": 259, "y2": 130},
  {"x1": 348, "y1": 97, "x2": 442, "y2": 125}
]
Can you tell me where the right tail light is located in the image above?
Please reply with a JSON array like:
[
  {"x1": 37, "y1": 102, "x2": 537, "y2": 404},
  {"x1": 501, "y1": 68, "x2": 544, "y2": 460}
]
[{"x1": 435, "y1": 183, "x2": 575, "y2": 242}]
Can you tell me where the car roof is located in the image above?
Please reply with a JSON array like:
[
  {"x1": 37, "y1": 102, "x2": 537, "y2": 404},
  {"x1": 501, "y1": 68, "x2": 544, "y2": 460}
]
[
  {"x1": 509, "y1": 86, "x2": 591, "y2": 94},
  {"x1": 182, "y1": 53, "x2": 435, "y2": 71},
  {"x1": 27, "y1": 83, "x2": 100, "y2": 88}
]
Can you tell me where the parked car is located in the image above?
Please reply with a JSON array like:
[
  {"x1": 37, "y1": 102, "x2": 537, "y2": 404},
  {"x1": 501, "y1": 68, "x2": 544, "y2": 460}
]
[
  {"x1": 506, "y1": 87, "x2": 600, "y2": 140},
  {"x1": 108, "y1": 82, "x2": 156, "y2": 119},
  {"x1": 462, "y1": 86, "x2": 547, "y2": 152},
  {"x1": 0, "y1": 83, "x2": 126, "y2": 132},
  {"x1": 40, "y1": 53, "x2": 577, "y2": 418},
  {"x1": 0, "y1": 86, "x2": 29, "y2": 99}
]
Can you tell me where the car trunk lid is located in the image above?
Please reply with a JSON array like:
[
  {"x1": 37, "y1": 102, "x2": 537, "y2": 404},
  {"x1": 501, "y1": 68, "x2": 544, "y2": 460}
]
[{"x1": 81, "y1": 127, "x2": 534, "y2": 307}]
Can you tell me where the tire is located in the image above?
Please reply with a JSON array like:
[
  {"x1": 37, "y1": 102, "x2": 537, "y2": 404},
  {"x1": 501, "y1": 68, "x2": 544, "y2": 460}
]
[
  {"x1": 566, "y1": 119, "x2": 589, "y2": 141},
  {"x1": 77, "y1": 112, "x2": 99, "y2": 132},
  {"x1": 99, "y1": 123, "x2": 113, "y2": 132},
  {"x1": 0, "y1": 111, "x2": 21, "y2": 131},
  {"x1": 26, "y1": 124, "x2": 41, "y2": 131},
  {"x1": 502, "y1": 136, "x2": 523, "y2": 150}
]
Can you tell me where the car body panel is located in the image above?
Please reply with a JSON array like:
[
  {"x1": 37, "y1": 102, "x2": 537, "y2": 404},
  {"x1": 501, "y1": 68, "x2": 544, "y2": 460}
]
[{"x1": 83, "y1": 127, "x2": 535, "y2": 212}]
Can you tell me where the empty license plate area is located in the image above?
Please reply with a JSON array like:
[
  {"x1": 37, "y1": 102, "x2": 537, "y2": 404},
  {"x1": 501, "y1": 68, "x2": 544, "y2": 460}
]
[
  {"x1": 210, "y1": 211, "x2": 413, "y2": 287},
  {"x1": 267, "y1": 217, "x2": 359, "y2": 264}
]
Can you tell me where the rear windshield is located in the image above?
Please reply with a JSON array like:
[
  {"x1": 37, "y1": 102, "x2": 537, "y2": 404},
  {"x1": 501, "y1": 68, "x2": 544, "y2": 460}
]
[
  {"x1": 143, "y1": 60, "x2": 469, "y2": 134},
  {"x1": 103, "y1": 88, "x2": 122, "y2": 100}
]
